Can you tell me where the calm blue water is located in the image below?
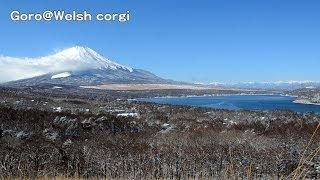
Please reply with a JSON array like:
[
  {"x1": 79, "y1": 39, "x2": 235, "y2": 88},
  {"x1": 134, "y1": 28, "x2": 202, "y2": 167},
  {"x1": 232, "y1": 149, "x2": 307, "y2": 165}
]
[{"x1": 140, "y1": 95, "x2": 320, "y2": 113}]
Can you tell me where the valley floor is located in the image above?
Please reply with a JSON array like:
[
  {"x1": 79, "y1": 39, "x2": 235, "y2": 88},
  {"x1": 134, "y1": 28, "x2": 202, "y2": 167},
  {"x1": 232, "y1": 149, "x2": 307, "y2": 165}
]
[
  {"x1": 81, "y1": 83, "x2": 260, "y2": 91},
  {"x1": 0, "y1": 86, "x2": 319, "y2": 179}
]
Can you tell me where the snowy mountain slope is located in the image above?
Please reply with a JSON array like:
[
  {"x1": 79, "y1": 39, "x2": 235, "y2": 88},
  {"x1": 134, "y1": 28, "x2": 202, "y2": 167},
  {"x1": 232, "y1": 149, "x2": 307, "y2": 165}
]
[
  {"x1": 6, "y1": 68, "x2": 172, "y2": 87},
  {"x1": 1, "y1": 46, "x2": 173, "y2": 86}
]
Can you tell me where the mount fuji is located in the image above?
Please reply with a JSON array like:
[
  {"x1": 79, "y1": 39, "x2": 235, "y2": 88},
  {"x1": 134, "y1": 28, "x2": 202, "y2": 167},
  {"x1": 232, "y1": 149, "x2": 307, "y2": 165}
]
[{"x1": 1, "y1": 46, "x2": 173, "y2": 86}]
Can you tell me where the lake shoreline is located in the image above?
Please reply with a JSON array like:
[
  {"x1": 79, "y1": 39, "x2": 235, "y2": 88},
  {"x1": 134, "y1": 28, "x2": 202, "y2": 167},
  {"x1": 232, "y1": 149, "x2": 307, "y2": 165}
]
[{"x1": 138, "y1": 94, "x2": 320, "y2": 113}]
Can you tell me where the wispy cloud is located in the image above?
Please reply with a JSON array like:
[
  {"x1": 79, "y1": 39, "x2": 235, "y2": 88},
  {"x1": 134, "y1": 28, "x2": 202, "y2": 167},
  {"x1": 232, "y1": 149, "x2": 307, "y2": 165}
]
[{"x1": 0, "y1": 51, "x2": 87, "y2": 83}]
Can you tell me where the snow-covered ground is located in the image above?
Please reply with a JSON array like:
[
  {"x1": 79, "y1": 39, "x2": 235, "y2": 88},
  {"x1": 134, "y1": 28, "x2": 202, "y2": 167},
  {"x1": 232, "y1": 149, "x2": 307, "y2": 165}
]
[{"x1": 117, "y1": 112, "x2": 139, "y2": 118}]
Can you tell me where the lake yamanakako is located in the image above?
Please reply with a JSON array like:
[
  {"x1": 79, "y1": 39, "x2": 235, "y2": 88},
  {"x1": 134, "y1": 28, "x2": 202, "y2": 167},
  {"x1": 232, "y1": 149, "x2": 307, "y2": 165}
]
[{"x1": 139, "y1": 95, "x2": 320, "y2": 113}]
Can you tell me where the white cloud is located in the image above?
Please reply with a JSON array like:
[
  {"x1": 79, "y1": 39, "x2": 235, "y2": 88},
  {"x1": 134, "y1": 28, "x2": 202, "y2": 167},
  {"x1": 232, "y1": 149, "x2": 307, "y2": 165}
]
[{"x1": 0, "y1": 55, "x2": 87, "y2": 83}]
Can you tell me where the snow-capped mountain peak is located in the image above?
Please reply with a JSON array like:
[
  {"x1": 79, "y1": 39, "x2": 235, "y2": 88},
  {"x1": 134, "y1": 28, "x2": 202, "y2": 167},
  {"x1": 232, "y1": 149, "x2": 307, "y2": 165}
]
[
  {"x1": 53, "y1": 46, "x2": 96, "y2": 59},
  {"x1": 50, "y1": 46, "x2": 133, "y2": 72}
]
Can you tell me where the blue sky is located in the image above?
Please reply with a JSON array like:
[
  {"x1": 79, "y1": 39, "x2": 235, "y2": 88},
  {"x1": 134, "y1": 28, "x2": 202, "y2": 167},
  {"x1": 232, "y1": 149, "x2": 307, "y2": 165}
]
[{"x1": 0, "y1": 0, "x2": 320, "y2": 83}]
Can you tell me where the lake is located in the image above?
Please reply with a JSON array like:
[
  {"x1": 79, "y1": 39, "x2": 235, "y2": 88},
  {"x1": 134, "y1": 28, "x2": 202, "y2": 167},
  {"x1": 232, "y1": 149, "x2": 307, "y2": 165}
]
[{"x1": 139, "y1": 95, "x2": 320, "y2": 113}]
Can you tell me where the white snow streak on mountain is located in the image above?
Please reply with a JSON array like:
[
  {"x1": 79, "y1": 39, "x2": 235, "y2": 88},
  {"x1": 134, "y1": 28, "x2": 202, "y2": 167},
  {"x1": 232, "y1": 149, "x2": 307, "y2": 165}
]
[
  {"x1": 0, "y1": 46, "x2": 132, "y2": 83},
  {"x1": 51, "y1": 72, "x2": 71, "y2": 79}
]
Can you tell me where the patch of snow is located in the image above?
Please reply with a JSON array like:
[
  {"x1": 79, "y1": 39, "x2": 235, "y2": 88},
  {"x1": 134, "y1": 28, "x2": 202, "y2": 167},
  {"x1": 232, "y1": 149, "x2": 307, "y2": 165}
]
[
  {"x1": 162, "y1": 123, "x2": 170, "y2": 128},
  {"x1": 16, "y1": 131, "x2": 30, "y2": 140},
  {"x1": 117, "y1": 113, "x2": 139, "y2": 118},
  {"x1": 54, "y1": 116, "x2": 70, "y2": 125},
  {"x1": 306, "y1": 86, "x2": 315, "y2": 89},
  {"x1": 160, "y1": 124, "x2": 174, "y2": 134},
  {"x1": 51, "y1": 72, "x2": 71, "y2": 79},
  {"x1": 63, "y1": 139, "x2": 73, "y2": 146},
  {"x1": 43, "y1": 128, "x2": 59, "y2": 141},
  {"x1": 53, "y1": 107, "x2": 62, "y2": 112}
]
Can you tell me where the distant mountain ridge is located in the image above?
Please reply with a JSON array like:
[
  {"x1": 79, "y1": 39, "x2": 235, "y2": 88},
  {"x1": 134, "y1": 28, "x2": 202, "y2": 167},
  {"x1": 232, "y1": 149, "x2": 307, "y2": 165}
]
[{"x1": 210, "y1": 81, "x2": 320, "y2": 90}]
